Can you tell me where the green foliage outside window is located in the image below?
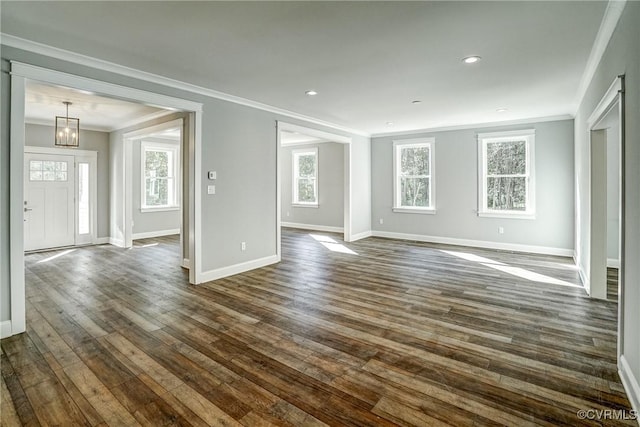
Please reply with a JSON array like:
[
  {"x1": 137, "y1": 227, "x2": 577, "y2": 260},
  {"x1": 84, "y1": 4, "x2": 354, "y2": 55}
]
[
  {"x1": 145, "y1": 150, "x2": 171, "y2": 207},
  {"x1": 399, "y1": 146, "x2": 430, "y2": 207},
  {"x1": 295, "y1": 153, "x2": 317, "y2": 203},
  {"x1": 486, "y1": 140, "x2": 527, "y2": 211}
]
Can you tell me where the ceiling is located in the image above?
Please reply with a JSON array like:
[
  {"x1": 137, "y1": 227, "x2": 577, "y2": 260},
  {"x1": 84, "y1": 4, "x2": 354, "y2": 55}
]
[
  {"x1": 2, "y1": 1, "x2": 608, "y2": 135},
  {"x1": 25, "y1": 81, "x2": 171, "y2": 132}
]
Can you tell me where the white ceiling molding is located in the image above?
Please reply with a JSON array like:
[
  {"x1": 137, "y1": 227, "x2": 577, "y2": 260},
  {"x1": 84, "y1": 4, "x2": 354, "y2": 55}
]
[
  {"x1": 573, "y1": 0, "x2": 627, "y2": 111},
  {"x1": 371, "y1": 114, "x2": 574, "y2": 139},
  {"x1": 2, "y1": 33, "x2": 371, "y2": 138}
]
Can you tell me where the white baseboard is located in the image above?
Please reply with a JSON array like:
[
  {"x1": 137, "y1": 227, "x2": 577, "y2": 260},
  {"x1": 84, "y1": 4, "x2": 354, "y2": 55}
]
[
  {"x1": 619, "y1": 355, "x2": 640, "y2": 420},
  {"x1": 349, "y1": 230, "x2": 372, "y2": 242},
  {"x1": 199, "y1": 255, "x2": 280, "y2": 283},
  {"x1": 371, "y1": 230, "x2": 574, "y2": 257},
  {"x1": 0, "y1": 320, "x2": 13, "y2": 339},
  {"x1": 282, "y1": 222, "x2": 344, "y2": 233},
  {"x1": 94, "y1": 237, "x2": 110, "y2": 245},
  {"x1": 132, "y1": 228, "x2": 180, "y2": 240},
  {"x1": 578, "y1": 266, "x2": 589, "y2": 293},
  {"x1": 182, "y1": 258, "x2": 190, "y2": 269},
  {"x1": 109, "y1": 237, "x2": 126, "y2": 248},
  {"x1": 607, "y1": 258, "x2": 621, "y2": 268}
]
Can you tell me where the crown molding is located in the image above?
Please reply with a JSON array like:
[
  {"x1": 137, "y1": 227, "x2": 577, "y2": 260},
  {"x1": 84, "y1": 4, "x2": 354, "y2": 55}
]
[
  {"x1": 1, "y1": 33, "x2": 371, "y2": 138},
  {"x1": 371, "y1": 114, "x2": 573, "y2": 139},
  {"x1": 573, "y1": 0, "x2": 627, "y2": 111}
]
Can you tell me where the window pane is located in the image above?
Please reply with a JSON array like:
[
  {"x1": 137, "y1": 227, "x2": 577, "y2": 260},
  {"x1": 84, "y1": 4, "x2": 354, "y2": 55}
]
[
  {"x1": 78, "y1": 163, "x2": 90, "y2": 234},
  {"x1": 486, "y1": 141, "x2": 526, "y2": 175},
  {"x1": 30, "y1": 161, "x2": 42, "y2": 171},
  {"x1": 400, "y1": 177, "x2": 430, "y2": 207},
  {"x1": 30, "y1": 171, "x2": 42, "y2": 181},
  {"x1": 145, "y1": 177, "x2": 169, "y2": 206},
  {"x1": 43, "y1": 171, "x2": 55, "y2": 181},
  {"x1": 486, "y1": 177, "x2": 526, "y2": 210},
  {"x1": 297, "y1": 178, "x2": 316, "y2": 203},
  {"x1": 145, "y1": 150, "x2": 170, "y2": 178},
  {"x1": 401, "y1": 146, "x2": 429, "y2": 176},
  {"x1": 55, "y1": 171, "x2": 67, "y2": 181},
  {"x1": 43, "y1": 161, "x2": 55, "y2": 172},
  {"x1": 298, "y1": 154, "x2": 316, "y2": 177}
]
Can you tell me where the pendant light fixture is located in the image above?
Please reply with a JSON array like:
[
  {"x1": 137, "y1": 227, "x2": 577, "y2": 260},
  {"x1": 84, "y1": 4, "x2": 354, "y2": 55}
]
[{"x1": 55, "y1": 101, "x2": 80, "y2": 147}]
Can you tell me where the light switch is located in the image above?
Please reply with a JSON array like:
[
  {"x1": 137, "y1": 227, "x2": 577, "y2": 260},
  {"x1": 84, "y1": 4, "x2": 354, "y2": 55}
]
[
  {"x1": 208, "y1": 171, "x2": 217, "y2": 180},
  {"x1": 207, "y1": 185, "x2": 216, "y2": 195}
]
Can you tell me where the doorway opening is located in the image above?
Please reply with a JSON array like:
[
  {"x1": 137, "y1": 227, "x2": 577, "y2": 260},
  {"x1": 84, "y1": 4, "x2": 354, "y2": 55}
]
[
  {"x1": 8, "y1": 62, "x2": 203, "y2": 338},
  {"x1": 121, "y1": 118, "x2": 189, "y2": 268},
  {"x1": 276, "y1": 122, "x2": 352, "y2": 259}
]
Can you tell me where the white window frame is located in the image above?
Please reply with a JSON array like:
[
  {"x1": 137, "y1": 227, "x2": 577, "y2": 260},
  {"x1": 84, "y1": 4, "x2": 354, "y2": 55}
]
[
  {"x1": 141, "y1": 140, "x2": 180, "y2": 212},
  {"x1": 292, "y1": 147, "x2": 319, "y2": 207},
  {"x1": 477, "y1": 129, "x2": 535, "y2": 219},
  {"x1": 393, "y1": 138, "x2": 436, "y2": 214}
]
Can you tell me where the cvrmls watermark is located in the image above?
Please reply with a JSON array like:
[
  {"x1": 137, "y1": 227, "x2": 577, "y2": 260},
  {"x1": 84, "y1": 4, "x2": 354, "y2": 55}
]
[{"x1": 577, "y1": 409, "x2": 638, "y2": 421}]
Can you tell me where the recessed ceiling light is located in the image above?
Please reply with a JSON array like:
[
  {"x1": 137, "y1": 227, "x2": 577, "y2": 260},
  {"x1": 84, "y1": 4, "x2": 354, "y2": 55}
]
[
  {"x1": 462, "y1": 56, "x2": 482, "y2": 64},
  {"x1": 411, "y1": 100, "x2": 422, "y2": 104},
  {"x1": 386, "y1": 121, "x2": 394, "y2": 126},
  {"x1": 496, "y1": 108, "x2": 508, "y2": 113},
  {"x1": 305, "y1": 90, "x2": 318, "y2": 96}
]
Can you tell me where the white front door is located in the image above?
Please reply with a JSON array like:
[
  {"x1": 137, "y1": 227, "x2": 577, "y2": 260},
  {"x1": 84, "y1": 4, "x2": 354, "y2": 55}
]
[{"x1": 24, "y1": 153, "x2": 75, "y2": 251}]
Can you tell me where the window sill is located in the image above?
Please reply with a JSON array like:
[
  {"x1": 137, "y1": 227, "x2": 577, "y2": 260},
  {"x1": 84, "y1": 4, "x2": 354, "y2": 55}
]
[
  {"x1": 392, "y1": 207, "x2": 436, "y2": 215},
  {"x1": 140, "y1": 206, "x2": 180, "y2": 213},
  {"x1": 478, "y1": 211, "x2": 535, "y2": 220},
  {"x1": 292, "y1": 203, "x2": 319, "y2": 209}
]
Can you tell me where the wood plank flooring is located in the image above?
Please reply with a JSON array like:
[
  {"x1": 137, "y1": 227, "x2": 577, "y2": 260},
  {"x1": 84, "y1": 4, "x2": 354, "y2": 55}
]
[
  {"x1": 1, "y1": 229, "x2": 634, "y2": 426},
  {"x1": 607, "y1": 267, "x2": 619, "y2": 301}
]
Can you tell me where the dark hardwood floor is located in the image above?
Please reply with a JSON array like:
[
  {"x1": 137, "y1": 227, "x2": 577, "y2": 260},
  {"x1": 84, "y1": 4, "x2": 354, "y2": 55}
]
[
  {"x1": 607, "y1": 267, "x2": 619, "y2": 301},
  {"x1": 1, "y1": 229, "x2": 634, "y2": 426}
]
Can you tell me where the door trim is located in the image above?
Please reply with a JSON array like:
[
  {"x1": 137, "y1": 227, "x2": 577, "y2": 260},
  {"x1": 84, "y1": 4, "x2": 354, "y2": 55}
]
[{"x1": 586, "y1": 75, "x2": 625, "y2": 363}]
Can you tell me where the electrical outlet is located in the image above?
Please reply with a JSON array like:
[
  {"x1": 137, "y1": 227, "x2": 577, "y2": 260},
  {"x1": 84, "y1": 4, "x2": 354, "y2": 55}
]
[
  {"x1": 207, "y1": 185, "x2": 215, "y2": 195},
  {"x1": 241, "y1": 242, "x2": 246, "y2": 251},
  {"x1": 379, "y1": 218, "x2": 384, "y2": 225},
  {"x1": 498, "y1": 226, "x2": 504, "y2": 234}
]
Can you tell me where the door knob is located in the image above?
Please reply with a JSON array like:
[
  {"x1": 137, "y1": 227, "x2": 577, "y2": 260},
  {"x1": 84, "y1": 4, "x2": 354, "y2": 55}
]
[{"x1": 24, "y1": 207, "x2": 33, "y2": 212}]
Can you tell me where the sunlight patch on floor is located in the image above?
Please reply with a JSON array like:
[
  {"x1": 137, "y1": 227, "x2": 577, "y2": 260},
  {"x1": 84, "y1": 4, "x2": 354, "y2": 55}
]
[
  {"x1": 132, "y1": 243, "x2": 159, "y2": 249},
  {"x1": 310, "y1": 234, "x2": 358, "y2": 255},
  {"x1": 37, "y1": 249, "x2": 76, "y2": 263},
  {"x1": 442, "y1": 250, "x2": 579, "y2": 287}
]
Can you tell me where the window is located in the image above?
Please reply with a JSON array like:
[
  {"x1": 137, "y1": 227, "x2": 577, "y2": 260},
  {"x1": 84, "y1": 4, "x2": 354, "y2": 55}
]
[
  {"x1": 478, "y1": 129, "x2": 535, "y2": 218},
  {"x1": 141, "y1": 141, "x2": 180, "y2": 210},
  {"x1": 292, "y1": 148, "x2": 318, "y2": 206},
  {"x1": 393, "y1": 138, "x2": 435, "y2": 213},
  {"x1": 29, "y1": 160, "x2": 68, "y2": 181}
]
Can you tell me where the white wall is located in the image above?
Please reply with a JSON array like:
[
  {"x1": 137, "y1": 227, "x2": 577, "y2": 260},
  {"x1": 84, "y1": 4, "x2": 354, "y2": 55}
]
[
  {"x1": 24, "y1": 123, "x2": 110, "y2": 239},
  {"x1": 371, "y1": 119, "x2": 574, "y2": 254},
  {"x1": 574, "y1": 1, "x2": 640, "y2": 411},
  {"x1": 281, "y1": 142, "x2": 344, "y2": 230}
]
